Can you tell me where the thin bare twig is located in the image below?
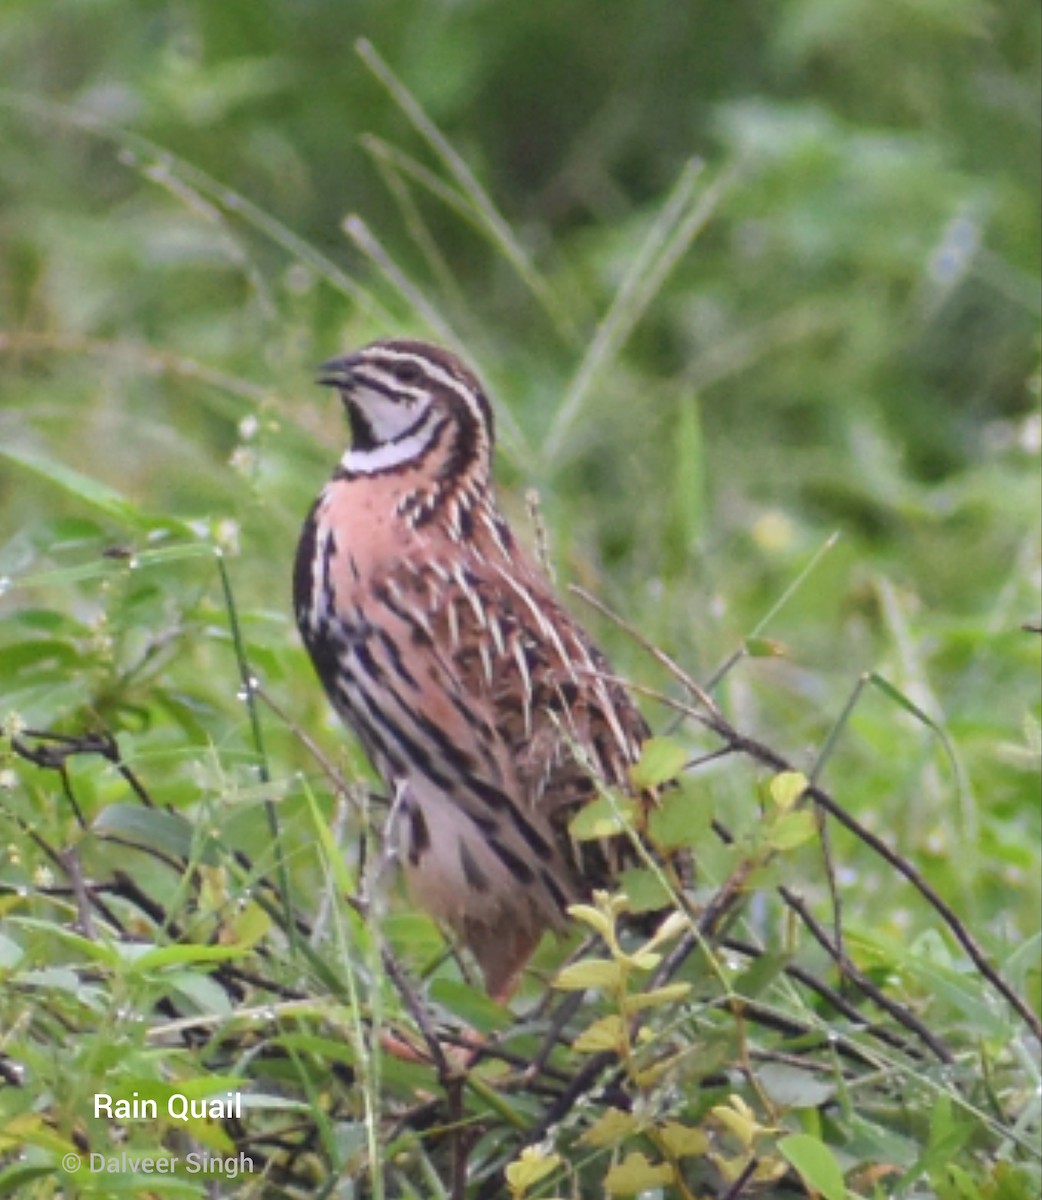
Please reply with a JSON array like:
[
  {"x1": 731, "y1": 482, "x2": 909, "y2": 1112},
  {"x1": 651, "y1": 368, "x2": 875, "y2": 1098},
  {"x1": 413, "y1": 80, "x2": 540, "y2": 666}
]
[
  {"x1": 720, "y1": 1157, "x2": 760, "y2": 1200},
  {"x1": 571, "y1": 585, "x2": 720, "y2": 715}
]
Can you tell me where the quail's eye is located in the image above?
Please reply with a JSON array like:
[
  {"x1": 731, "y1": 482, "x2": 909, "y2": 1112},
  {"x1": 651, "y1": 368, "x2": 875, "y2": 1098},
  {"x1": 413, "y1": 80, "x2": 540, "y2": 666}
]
[{"x1": 393, "y1": 361, "x2": 424, "y2": 386}]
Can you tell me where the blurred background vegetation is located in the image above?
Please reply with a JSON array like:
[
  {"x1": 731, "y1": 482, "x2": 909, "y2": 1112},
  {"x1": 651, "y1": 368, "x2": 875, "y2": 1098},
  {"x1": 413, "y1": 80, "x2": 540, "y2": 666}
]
[{"x1": 0, "y1": 0, "x2": 1039, "y2": 1195}]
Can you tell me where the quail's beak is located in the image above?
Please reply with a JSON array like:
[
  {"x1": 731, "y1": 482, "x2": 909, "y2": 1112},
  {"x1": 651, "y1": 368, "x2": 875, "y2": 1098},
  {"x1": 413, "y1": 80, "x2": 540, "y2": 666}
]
[{"x1": 316, "y1": 355, "x2": 358, "y2": 389}]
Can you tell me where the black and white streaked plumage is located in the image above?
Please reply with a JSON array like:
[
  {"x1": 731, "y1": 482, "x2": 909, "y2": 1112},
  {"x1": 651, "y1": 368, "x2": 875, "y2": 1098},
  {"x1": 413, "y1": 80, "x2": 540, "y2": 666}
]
[{"x1": 294, "y1": 338, "x2": 656, "y2": 996}]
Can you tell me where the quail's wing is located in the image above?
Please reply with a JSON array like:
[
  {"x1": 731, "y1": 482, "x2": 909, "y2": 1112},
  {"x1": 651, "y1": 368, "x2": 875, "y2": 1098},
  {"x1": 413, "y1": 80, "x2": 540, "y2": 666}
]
[{"x1": 371, "y1": 553, "x2": 586, "y2": 923}]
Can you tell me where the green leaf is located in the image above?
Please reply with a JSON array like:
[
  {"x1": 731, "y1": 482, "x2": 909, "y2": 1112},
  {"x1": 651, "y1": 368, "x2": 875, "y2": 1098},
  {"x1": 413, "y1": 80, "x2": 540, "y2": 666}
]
[
  {"x1": 224, "y1": 900, "x2": 271, "y2": 950},
  {"x1": 166, "y1": 969, "x2": 235, "y2": 1017},
  {"x1": 1005, "y1": 933, "x2": 1042, "y2": 1018},
  {"x1": 629, "y1": 736, "x2": 688, "y2": 789},
  {"x1": 0, "y1": 639, "x2": 83, "y2": 678},
  {"x1": 756, "y1": 1063, "x2": 836, "y2": 1109},
  {"x1": 988, "y1": 1162, "x2": 1041, "y2": 1200},
  {"x1": 299, "y1": 780, "x2": 358, "y2": 896},
  {"x1": 92, "y1": 804, "x2": 196, "y2": 861},
  {"x1": 731, "y1": 951, "x2": 789, "y2": 999},
  {"x1": 851, "y1": 930, "x2": 1009, "y2": 1038},
  {"x1": 931, "y1": 1162, "x2": 980, "y2": 1200},
  {"x1": 0, "y1": 1164, "x2": 63, "y2": 1194},
  {"x1": 271, "y1": 1032, "x2": 357, "y2": 1069},
  {"x1": 914, "y1": 1093, "x2": 975, "y2": 1180},
  {"x1": 0, "y1": 932, "x2": 24, "y2": 969},
  {"x1": 569, "y1": 792, "x2": 637, "y2": 840},
  {"x1": 0, "y1": 444, "x2": 151, "y2": 527},
  {"x1": 647, "y1": 783, "x2": 713, "y2": 851},
  {"x1": 118, "y1": 942, "x2": 247, "y2": 972},
  {"x1": 16, "y1": 967, "x2": 104, "y2": 1006},
  {"x1": 843, "y1": 1112, "x2": 919, "y2": 1168},
  {"x1": 765, "y1": 809, "x2": 818, "y2": 850},
  {"x1": 428, "y1": 978, "x2": 510, "y2": 1034},
  {"x1": 778, "y1": 1133, "x2": 846, "y2": 1200},
  {"x1": 867, "y1": 672, "x2": 961, "y2": 789},
  {"x1": 7, "y1": 918, "x2": 120, "y2": 966},
  {"x1": 616, "y1": 866, "x2": 672, "y2": 913},
  {"x1": 667, "y1": 394, "x2": 705, "y2": 559}
]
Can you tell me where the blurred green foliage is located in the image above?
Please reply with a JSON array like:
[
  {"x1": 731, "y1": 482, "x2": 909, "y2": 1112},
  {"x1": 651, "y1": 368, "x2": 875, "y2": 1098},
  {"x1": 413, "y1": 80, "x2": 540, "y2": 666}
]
[{"x1": 0, "y1": 0, "x2": 1039, "y2": 1195}]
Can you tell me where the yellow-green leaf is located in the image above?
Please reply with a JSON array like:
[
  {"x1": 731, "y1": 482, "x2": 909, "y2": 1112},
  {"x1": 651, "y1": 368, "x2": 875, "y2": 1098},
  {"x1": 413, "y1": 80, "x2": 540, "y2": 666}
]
[
  {"x1": 658, "y1": 1120, "x2": 709, "y2": 1158},
  {"x1": 573, "y1": 1014, "x2": 626, "y2": 1053},
  {"x1": 581, "y1": 1107, "x2": 639, "y2": 1147},
  {"x1": 197, "y1": 864, "x2": 230, "y2": 915},
  {"x1": 553, "y1": 958, "x2": 624, "y2": 991},
  {"x1": 711, "y1": 1096, "x2": 762, "y2": 1148},
  {"x1": 222, "y1": 900, "x2": 271, "y2": 949},
  {"x1": 604, "y1": 1151, "x2": 674, "y2": 1195},
  {"x1": 621, "y1": 982, "x2": 692, "y2": 1013},
  {"x1": 618, "y1": 948, "x2": 661, "y2": 972},
  {"x1": 505, "y1": 1145, "x2": 562, "y2": 1197},
  {"x1": 567, "y1": 902, "x2": 616, "y2": 942},
  {"x1": 629, "y1": 736, "x2": 688, "y2": 790},
  {"x1": 644, "y1": 908, "x2": 690, "y2": 948},
  {"x1": 769, "y1": 770, "x2": 808, "y2": 812},
  {"x1": 745, "y1": 636, "x2": 787, "y2": 658},
  {"x1": 632, "y1": 1054, "x2": 683, "y2": 1087}
]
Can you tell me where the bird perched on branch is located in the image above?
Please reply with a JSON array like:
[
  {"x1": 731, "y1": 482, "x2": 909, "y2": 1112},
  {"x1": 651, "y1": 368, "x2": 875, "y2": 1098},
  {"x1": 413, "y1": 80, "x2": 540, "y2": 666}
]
[{"x1": 294, "y1": 339, "x2": 660, "y2": 999}]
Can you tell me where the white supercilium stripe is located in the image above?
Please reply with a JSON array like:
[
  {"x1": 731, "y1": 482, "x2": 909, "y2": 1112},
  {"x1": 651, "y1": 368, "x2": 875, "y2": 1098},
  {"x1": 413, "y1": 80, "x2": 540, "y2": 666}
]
[{"x1": 370, "y1": 353, "x2": 484, "y2": 419}]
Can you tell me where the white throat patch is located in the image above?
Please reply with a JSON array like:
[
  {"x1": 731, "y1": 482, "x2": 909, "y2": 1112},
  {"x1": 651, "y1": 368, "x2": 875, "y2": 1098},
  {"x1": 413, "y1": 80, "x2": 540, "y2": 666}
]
[{"x1": 342, "y1": 417, "x2": 441, "y2": 475}]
